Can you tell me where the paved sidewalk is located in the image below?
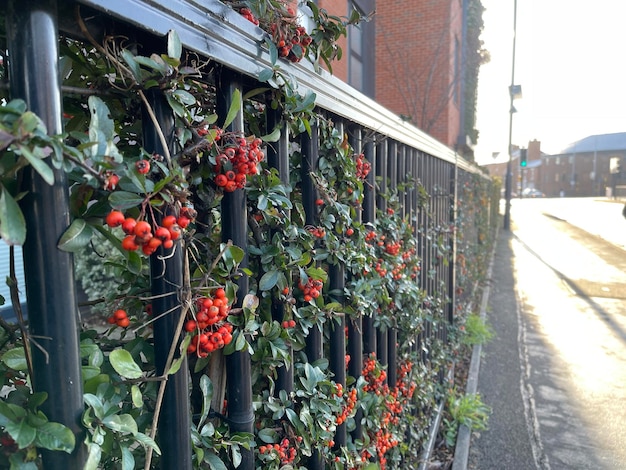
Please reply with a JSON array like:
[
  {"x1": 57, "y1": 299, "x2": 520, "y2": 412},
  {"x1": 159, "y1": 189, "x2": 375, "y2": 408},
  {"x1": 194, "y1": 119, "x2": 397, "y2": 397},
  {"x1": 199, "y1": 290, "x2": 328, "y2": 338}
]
[{"x1": 466, "y1": 228, "x2": 537, "y2": 469}]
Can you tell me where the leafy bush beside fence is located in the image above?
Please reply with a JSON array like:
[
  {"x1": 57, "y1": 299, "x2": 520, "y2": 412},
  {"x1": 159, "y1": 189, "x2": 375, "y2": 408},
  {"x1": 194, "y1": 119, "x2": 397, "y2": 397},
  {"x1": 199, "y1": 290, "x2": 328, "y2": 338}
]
[{"x1": 0, "y1": 2, "x2": 497, "y2": 469}]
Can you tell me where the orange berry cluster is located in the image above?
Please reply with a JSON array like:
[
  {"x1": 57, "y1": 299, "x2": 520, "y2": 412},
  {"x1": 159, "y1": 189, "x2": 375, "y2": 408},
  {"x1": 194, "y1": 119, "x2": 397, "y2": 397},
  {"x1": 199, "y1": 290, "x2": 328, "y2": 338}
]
[
  {"x1": 105, "y1": 209, "x2": 194, "y2": 256},
  {"x1": 239, "y1": 7, "x2": 259, "y2": 25},
  {"x1": 213, "y1": 137, "x2": 264, "y2": 192},
  {"x1": 374, "y1": 258, "x2": 388, "y2": 277},
  {"x1": 297, "y1": 277, "x2": 323, "y2": 302},
  {"x1": 308, "y1": 226, "x2": 326, "y2": 239},
  {"x1": 107, "y1": 308, "x2": 130, "y2": 328},
  {"x1": 384, "y1": 241, "x2": 401, "y2": 256},
  {"x1": 372, "y1": 428, "x2": 398, "y2": 470},
  {"x1": 354, "y1": 153, "x2": 371, "y2": 180},
  {"x1": 365, "y1": 230, "x2": 377, "y2": 242},
  {"x1": 334, "y1": 383, "x2": 358, "y2": 425},
  {"x1": 268, "y1": 21, "x2": 312, "y2": 63},
  {"x1": 185, "y1": 288, "x2": 234, "y2": 357},
  {"x1": 362, "y1": 354, "x2": 387, "y2": 393},
  {"x1": 258, "y1": 438, "x2": 298, "y2": 465},
  {"x1": 281, "y1": 319, "x2": 296, "y2": 329}
]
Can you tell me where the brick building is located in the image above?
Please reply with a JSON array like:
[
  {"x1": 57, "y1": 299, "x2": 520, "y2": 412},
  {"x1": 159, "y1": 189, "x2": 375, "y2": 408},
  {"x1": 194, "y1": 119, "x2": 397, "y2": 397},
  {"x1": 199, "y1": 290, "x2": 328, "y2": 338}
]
[
  {"x1": 313, "y1": 0, "x2": 482, "y2": 159},
  {"x1": 482, "y1": 134, "x2": 626, "y2": 197}
]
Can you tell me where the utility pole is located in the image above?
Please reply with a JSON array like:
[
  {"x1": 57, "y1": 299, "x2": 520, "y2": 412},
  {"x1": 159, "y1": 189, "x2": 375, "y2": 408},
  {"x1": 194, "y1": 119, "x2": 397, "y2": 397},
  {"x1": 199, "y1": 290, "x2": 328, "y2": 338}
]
[{"x1": 503, "y1": 0, "x2": 519, "y2": 231}]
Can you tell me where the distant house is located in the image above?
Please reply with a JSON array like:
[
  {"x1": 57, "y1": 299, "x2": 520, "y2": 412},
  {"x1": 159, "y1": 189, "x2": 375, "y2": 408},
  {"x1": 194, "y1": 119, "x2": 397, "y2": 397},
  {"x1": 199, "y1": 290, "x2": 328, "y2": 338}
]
[
  {"x1": 481, "y1": 133, "x2": 626, "y2": 198},
  {"x1": 540, "y1": 132, "x2": 626, "y2": 197}
]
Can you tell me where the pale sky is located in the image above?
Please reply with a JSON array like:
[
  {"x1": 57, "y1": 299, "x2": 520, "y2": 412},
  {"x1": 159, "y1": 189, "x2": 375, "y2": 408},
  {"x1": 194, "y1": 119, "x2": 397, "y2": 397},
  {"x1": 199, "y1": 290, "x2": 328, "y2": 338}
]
[{"x1": 474, "y1": 0, "x2": 626, "y2": 165}]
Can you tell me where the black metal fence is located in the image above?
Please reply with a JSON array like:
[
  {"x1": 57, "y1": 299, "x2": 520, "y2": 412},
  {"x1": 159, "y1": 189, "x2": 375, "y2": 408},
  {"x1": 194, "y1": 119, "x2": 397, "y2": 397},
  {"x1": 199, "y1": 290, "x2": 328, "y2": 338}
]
[{"x1": 1, "y1": 1, "x2": 497, "y2": 469}]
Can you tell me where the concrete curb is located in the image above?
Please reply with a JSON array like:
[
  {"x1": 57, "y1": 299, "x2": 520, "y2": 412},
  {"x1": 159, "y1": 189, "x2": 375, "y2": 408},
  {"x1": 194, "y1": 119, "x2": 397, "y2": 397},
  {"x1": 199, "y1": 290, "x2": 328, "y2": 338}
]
[{"x1": 451, "y1": 226, "x2": 499, "y2": 470}]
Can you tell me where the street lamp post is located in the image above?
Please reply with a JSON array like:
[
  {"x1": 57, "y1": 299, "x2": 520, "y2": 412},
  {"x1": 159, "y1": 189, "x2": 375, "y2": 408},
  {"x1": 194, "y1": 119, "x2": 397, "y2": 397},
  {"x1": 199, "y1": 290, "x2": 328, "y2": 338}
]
[{"x1": 503, "y1": 0, "x2": 519, "y2": 231}]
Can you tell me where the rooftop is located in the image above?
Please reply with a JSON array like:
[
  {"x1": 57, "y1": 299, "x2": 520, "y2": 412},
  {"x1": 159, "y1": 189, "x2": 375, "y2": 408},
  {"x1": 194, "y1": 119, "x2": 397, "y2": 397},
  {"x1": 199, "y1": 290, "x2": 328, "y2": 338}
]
[{"x1": 557, "y1": 132, "x2": 626, "y2": 155}]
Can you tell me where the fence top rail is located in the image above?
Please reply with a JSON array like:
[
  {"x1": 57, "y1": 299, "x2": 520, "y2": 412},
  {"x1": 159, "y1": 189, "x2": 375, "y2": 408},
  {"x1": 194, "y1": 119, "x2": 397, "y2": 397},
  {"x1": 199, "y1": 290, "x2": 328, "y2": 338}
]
[{"x1": 73, "y1": 0, "x2": 483, "y2": 175}]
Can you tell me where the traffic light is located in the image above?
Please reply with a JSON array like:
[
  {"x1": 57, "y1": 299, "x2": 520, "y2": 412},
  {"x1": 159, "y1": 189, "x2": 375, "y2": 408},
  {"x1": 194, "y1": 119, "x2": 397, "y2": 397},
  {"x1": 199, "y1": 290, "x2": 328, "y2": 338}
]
[{"x1": 519, "y1": 148, "x2": 527, "y2": 167}]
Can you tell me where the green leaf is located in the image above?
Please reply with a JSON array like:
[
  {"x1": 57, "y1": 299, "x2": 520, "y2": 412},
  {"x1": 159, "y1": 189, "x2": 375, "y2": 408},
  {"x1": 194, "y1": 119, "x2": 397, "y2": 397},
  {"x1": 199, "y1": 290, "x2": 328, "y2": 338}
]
[
  {"x1": 198, "y1": 374, "x2": 213, "y2": 429},
  {"x1": 0, "y1": 186, "x2": 26, "y2": 245},
  {"x1": 34, "y1": 422, "x2": 76, "y2": 453},
  {"x1": 205, "y1": 452, "x2": 228, "y2": 470},
  {"x1": 120, "y1": 50, "x2": 143, "y2": 83},
  {"x1": 121, "y1": 444, "x2": 135, "y2": 470},
  {"x1": 259, "y1": 270, "x2": 279, "y2": 291},
  {"x1": 167, "y1": 30, "x2": 182, "y2": 60},
  {"x1": 258, "y1": 68, "x2": 274, "y2": 83},
  {"x1": 83, "y1": 394, "x2": 105, "y2": 420},
  {"x1": 222, "y1": 88, "x2": 242, "y2": 129},
  {"x1": 1, "y1": 347, "x2": 27, "y2": 371},
  {"x1": 5, "y1": 418, "x2": 37, "y2": 448},
  {"x1": 0, "y1": 402, "x2": 25, "y2": 427},
  {"x1": 87, "y1": 96, "x2": 122, "y2": 163},
  {"x1": 126, "y1": 250, "x2": 143, "y2": 275},
  {"x1": 108, "y1": 191, "x2": 145, "y2": 211},
  {"x1": 131, "y1": 385, "x2": 143, "y2": 408},
  {"x1": 293, "y1": 91, "x2": 317, "y2": 113},
  {"x1": 134, "y1": 432, "x2": 161, "y2": 454},
  {"x1": 58, "y1": 218, "x2": 94, "y2": 252},
  {"x1": 260, "y1": 125, "x2": 281, "y2": 143},
  {"x1": 257, "y1": 428, "x2": 278, "y2": 443},
  {"x1": 109, "y1": 349, "x2": 143, "y2": 379},
  {"x1": 172, "y1": 89, "x2": 196, "y2": 105},
  {"x1": 102, "y1": 414, "x2": 138, "y2": 435},
  {"x1": 19, "y1": 145, "x2": 54, "y2": 186},
  {"x1": 84, "y1": 441, "x2": 102, "y2": 470}
]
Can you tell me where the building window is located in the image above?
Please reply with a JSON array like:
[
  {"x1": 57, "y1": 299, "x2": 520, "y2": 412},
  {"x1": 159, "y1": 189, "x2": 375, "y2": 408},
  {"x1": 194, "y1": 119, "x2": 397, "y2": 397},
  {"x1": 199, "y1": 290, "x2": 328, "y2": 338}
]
[
  {"x1": 348, "y1": 16, "x2": 363, "y2": 91},
  {"x1": 348, "y1": 0, "x2": 374, "y2": 97}
]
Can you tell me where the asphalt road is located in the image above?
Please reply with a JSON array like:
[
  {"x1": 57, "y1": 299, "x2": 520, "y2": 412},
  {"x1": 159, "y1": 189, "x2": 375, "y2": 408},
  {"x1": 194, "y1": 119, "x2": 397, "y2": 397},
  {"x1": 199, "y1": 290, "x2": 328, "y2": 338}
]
[{"x1": 469, "y1": 198, "x2": 626, "y2": 470}]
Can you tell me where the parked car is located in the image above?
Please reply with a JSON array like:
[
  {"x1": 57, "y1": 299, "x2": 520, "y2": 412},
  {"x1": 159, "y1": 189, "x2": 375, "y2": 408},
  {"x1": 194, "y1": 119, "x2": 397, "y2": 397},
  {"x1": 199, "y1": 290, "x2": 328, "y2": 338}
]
[{"x1": 522, "y1": 188, "x2": 545, "y2": 198}]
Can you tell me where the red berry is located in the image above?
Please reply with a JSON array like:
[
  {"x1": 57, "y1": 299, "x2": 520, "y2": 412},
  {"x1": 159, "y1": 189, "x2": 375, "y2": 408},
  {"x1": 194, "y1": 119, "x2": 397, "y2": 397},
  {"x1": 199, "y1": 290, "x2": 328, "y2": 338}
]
[
  {"x1": 215, "y1": 174, "x2": 228, "y2": 187},
  {"x1": 315, "y1": 198, "x2": 324, "y2": 206},
  {"x1": 184, "y1": 320, "x2": 197, "y2": 332},
  {"x1": 105, "y1": 210, "x2": 125, "y2": 228},
  {"x1": 135, "y1": 159, "x2": 151, "y2": 174},
  {"x1": 168, "y1": 225, "x2": 182, "y2": 240},
  {"x1": 121, "y1": 217, "x2": 137, "y2": 235},
  {"x1": 134, "y1": 221, "x2": 152, "y2": 238},
  {"x1": 346, "y1": 227, "x2": 354, "y2": 236},
  {"x1": 177, "y1": 216, "x2": 191, "y2": 229},
  {"x1": 104, "y1": 174, "x2": 120, "y2": 191},
  {"x1": 116, "y1": 317, "x2": 130, "y2": 328},
  {"x1": 121, "y1": 235, "x2": 139, "y2": 251},
  {"x1": 155, "y1": 226, "x2": 171, "y2": 241},
  {"x1": 162, "y1": 215, "x2": 177, "y2": 228},
  {"x1": 114, "y1": 309, "x2": 127, "y2": 320}
]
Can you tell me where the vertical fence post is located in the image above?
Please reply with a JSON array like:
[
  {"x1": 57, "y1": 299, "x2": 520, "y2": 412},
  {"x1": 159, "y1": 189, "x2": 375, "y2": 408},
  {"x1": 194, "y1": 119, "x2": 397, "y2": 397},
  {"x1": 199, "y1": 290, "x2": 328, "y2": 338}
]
[
  {"x1": 300, "y1": 122, "x2": 323, "y2": 470},
  {"x1": 217, "y1": 69, "x2": 254, "y2": 469},
  {"x1": 347, "y1": 127, "x2": 364, "y2": 441},
  {"x1": 447, "y1": 161, "x2": 458, "y2": 325},
  {"x1": 266, "y1": 106, "x2": 293, "y2": 394},
  {"x1": 387, "y1": 141, "x2": 398, "y2": 388},
  {"x1": 375, "y1": 139, "x2": 387, "y2": 374},
  {"x1": 362, "y1": 137, "x2": 376, "y2": 356},
  {"x1": 142, "y1": 89, "x2": 192, "y2": 469},
  {"x1": 5, "y1": 1, "x2": 86, "y2": 467},
  {"x1": 301, "y1": 124, "x2": 323, "y2": 363}
]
